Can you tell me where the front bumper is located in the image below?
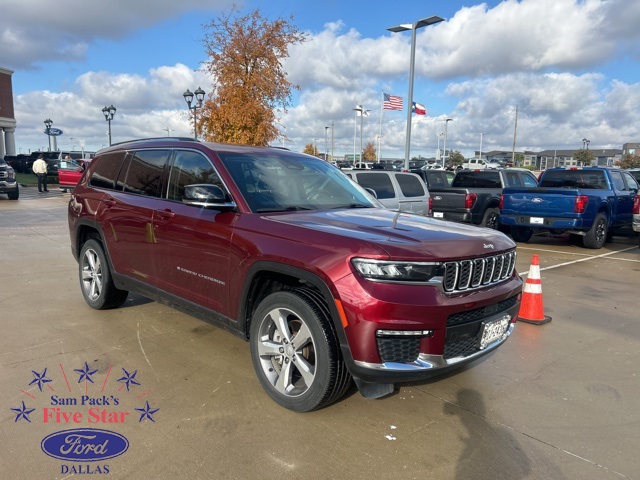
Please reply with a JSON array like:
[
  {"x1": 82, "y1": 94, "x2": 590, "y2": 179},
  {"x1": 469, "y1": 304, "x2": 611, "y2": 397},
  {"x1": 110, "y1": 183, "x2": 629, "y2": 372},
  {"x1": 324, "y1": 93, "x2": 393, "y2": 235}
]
[
  {"x1": 335, "y1": 270, "x2": 522, "y2": 384},
  {"x1": 0, "y1": 179, "x2": 18, "y2": 193}
]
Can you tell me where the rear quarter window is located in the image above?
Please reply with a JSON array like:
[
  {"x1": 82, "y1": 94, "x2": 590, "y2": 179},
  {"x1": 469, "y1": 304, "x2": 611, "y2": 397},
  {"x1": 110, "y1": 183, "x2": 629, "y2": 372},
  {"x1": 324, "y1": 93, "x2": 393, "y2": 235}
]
[
  {"x1": 354, "y1": 173, "x2": 395, "y2": 199},
  {"x1": 395, "y1": 173, "x2": 426, "y2": 197},
  {"x1": 88, "y1": 152, "x2": 127, "y2": 190}
]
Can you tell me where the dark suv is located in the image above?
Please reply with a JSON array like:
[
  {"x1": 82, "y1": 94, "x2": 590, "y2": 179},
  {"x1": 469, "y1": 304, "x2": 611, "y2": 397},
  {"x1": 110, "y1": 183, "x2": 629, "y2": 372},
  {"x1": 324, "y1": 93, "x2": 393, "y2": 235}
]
[
  {"x1": 68, "y1": 138, "x2": 522, "y2": 411},
  {"x1": 0, "y1": 158, "x2": 19, "y2": 199}
]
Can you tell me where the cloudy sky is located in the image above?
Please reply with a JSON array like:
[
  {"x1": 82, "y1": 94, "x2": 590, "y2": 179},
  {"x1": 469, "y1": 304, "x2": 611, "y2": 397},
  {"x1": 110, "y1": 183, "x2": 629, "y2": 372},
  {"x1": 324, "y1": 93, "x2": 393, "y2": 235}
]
[{"x1": 2, "y1": 0, "x2": 640, "y2": 159}]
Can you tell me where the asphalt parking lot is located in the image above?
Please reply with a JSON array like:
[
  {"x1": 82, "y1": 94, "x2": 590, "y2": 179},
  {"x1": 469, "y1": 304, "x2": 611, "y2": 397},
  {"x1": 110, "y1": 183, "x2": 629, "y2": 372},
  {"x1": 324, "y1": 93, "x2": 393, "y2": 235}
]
[{"x1": 1, "y1": 186, "x2": 639, "y2": 480}]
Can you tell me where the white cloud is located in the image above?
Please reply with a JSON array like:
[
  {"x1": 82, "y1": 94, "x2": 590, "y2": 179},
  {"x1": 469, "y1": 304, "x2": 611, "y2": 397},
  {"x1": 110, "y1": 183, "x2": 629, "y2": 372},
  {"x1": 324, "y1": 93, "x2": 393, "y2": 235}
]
[
  {"x1": 6, "y1": 0, "x2": 640, "y2": 157},
  {"x1": 0, "y1": 0, "x2": 233, "y2": 69},
  {"x1": 14, "y1": 64, "x2": 209, "y2": 150}
]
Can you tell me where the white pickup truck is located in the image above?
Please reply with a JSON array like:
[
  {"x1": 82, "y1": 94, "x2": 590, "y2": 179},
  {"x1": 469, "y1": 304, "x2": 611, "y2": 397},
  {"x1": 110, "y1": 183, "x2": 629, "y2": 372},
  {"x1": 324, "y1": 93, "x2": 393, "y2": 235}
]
[{"x1": 461, "y1": 158, "x2": 500, "y2": 170}]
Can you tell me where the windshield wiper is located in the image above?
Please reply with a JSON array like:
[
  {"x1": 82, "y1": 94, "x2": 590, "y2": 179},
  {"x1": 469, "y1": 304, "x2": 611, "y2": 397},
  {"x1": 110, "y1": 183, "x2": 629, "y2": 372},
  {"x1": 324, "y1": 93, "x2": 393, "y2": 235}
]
[
  {"x1": 334, "y1": 203, "x2": 372, "y2": 209},
  {"x1": 255, "y1": 206, "x2": 312, "y2": 213}
]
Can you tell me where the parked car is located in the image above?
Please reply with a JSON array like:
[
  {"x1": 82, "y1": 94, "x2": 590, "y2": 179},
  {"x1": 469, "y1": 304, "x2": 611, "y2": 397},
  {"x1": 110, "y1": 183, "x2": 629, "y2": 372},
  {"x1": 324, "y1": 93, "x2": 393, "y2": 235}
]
[
  {"x1": 0, "y1": 158, "x2": 19, "y2": 200},
  {"x1": 353, "y1": 162, "x2": 374, "y2": 169},
  {"x1": 429, "y1": 168, "x2": 538, "y2": 230},
  {"x1": 500, "y1": 167, "x2": 640, "y2": 248},
  {"x1": 344, "y1": 170, "x2": 431, "y2": 216},
  {"x1": 58, "y1": 158, "x2": 91, "y2": 192},
  {"x1": 461, "y1": 158, "x2": 501, "y2": 170},
  {"x1": 69, "y1": 138, "x2": 522, "y2": 412}
]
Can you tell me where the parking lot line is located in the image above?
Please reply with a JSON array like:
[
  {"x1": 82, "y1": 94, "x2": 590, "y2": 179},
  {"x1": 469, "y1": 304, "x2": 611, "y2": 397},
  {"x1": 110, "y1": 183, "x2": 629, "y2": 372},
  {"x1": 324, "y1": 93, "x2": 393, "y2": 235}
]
[{"x1": 518, "y1": 245, "x2": 639, "y2": 277}]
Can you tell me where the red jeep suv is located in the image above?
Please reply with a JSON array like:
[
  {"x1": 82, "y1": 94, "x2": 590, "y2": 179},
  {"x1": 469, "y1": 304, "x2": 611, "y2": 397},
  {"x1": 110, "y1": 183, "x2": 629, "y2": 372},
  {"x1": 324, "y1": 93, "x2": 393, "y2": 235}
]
[{"x1": 68, "y1": 138, "x2": 522, "y2": 411}]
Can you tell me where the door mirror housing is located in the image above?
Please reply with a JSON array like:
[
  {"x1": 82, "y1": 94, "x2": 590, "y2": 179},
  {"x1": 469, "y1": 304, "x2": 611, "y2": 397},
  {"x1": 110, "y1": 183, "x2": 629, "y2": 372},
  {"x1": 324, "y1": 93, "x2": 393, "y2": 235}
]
[{"x1": 183, "y1": 184, "x2": 236, "y2": 210}]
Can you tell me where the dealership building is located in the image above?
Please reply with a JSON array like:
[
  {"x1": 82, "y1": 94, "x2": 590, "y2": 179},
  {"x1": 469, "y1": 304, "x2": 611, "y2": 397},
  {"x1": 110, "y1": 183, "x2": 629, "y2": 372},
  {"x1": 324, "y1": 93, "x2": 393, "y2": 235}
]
[{"x1": 0, "y1": 67, "x2": 17, "y2": 158}]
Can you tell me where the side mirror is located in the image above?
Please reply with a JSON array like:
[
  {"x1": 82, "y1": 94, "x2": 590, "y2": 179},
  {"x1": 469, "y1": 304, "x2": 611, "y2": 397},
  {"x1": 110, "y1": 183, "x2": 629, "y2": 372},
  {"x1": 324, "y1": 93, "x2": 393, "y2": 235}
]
[
  {"x1": 183, "y1": 184, "x2": 236, "y2": 210},
  {"x1": 365, "y1": 187, "x2": 378, "y2": 199}
]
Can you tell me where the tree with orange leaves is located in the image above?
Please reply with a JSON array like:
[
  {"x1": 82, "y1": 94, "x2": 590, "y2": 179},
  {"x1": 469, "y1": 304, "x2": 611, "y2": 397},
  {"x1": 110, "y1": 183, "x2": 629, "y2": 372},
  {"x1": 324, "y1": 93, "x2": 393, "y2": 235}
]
[{"x1": 199, "y1": 7, "x2": 306, "y2": 146}]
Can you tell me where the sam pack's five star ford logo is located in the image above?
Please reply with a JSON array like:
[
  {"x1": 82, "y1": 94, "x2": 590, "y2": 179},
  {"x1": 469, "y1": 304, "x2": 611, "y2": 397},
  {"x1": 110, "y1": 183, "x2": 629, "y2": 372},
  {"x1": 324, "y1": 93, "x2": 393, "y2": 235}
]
[{"x1": 9, "y1": 361, "x2": 159, "y2": 475}]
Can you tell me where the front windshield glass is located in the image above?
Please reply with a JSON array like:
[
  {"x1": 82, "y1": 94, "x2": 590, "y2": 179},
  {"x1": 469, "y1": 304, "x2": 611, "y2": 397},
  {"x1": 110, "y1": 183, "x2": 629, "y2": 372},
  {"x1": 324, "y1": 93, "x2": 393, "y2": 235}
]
[{"x1": 218, "y1": 151, "x2": 379, "y2": 212}]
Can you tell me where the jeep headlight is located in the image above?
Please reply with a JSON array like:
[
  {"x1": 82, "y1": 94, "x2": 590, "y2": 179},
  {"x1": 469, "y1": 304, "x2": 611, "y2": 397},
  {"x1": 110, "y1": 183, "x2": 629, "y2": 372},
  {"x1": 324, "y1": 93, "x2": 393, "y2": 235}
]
[{"x1": 351, "y1": 258, "x2": 442, "y2": 283}]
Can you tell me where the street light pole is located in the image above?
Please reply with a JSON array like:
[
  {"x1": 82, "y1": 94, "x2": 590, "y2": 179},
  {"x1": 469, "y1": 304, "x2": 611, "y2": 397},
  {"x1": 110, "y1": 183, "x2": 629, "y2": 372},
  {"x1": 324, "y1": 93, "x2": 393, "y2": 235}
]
[
  {"x1": 436, "y1": 132, "x2": 443, "y2": 162},
  {"x1": 102, "y1": 105, "x2": 117, "y2": 146},
  {"x1": 443, "y1": 118, "x2": 452, "y2": 167},
  {"x1": 44, "y1": 119, "x2": 53, "y2": 152},
  {"x1": 388, "y1": 16, "x2": 444, "y2": 171},
  {"x1": 325, "y1": 126, "x2": 329, "y2": 161},
  {"x1": 183, "y1": 87, "x2": 206, "y2": 140},
  {"x1": 477, "y1": 132, "x2": 483, "y2": 160}
]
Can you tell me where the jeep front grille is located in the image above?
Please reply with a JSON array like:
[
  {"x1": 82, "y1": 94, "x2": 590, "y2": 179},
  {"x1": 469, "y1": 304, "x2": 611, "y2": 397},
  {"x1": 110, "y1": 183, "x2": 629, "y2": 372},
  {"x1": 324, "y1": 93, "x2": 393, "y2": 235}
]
[{"x1": 442, "y1": 250, "x2": 516, "y2": 293}]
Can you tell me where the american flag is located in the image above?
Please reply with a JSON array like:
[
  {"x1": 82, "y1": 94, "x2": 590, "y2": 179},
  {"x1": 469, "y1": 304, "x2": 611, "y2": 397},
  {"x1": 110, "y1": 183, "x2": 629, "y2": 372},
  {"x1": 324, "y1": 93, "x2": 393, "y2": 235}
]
[{"x1": 383, "y1": 93, "x2": 403, "y2": 111}]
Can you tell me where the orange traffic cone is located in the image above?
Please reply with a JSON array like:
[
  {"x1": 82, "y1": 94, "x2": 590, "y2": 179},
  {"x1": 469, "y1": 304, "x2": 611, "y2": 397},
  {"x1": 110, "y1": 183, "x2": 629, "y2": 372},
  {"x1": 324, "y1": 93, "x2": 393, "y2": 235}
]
[{"x1": 518, "y1": 254, "x2": 551, "y2": 325}]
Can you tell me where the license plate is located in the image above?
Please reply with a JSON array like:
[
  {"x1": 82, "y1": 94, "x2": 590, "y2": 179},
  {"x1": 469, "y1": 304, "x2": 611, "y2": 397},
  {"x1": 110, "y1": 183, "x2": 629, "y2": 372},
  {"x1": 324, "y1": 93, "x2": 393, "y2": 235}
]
[
  {"x1": 530, "y1": 217, "x2": 544, "y2": 224},
  {"x1": 479, "y1": 316, "x2": 510, "y2": 349},
  {"x1": 433, "y1": 212, "x2": 444, "y2": 218}
]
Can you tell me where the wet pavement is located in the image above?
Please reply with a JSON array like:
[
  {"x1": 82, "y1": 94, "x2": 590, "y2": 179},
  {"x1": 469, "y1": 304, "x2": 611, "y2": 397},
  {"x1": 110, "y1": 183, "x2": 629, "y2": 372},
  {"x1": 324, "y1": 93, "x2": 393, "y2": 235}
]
[{"x1": 0, "y1": 191, "x2": 639, "y2": 479}]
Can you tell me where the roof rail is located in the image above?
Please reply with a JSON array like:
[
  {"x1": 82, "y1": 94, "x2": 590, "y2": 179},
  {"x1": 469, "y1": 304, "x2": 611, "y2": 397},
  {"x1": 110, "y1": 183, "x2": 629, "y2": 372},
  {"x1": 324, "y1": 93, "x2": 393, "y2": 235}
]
[{"x1": 108, "y1": 137, "x2": 199, "y2": 147}]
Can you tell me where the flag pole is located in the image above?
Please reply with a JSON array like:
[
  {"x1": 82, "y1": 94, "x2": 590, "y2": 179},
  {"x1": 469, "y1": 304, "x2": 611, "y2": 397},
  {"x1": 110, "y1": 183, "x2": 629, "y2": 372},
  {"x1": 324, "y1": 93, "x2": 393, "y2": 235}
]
[{"x1": 378, "y1": 92, "x2": 384, "y2": 162}]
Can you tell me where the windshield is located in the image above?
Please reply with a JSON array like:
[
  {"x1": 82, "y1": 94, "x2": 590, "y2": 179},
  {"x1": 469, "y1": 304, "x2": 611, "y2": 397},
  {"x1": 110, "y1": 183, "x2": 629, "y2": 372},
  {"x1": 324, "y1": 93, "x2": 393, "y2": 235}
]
[{"x1": 218, "y1": 151, "x2": 379, "y2": 212}]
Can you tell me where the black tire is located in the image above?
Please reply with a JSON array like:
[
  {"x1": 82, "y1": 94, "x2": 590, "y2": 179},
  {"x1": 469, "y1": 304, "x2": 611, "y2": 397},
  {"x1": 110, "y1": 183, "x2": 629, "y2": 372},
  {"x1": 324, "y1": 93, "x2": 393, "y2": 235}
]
[
  {"x1": 511, "y1": 226, "x2": 533, "y2": 243},
  {"x1": 250, "y1": 290, "x2": 351, "y2": 412},
  {"x1": 7, "y1": 188, "x2": 19, "y2": 200},
  {"x1": 583, "y1": 213, "x2": 608, "y2": 249},
  {"x1": 79, "y1": 239, "x2": 128, "y2": 309},
  {"x1": 480, "y1": 207, "x2": 500, "y2": 229}
]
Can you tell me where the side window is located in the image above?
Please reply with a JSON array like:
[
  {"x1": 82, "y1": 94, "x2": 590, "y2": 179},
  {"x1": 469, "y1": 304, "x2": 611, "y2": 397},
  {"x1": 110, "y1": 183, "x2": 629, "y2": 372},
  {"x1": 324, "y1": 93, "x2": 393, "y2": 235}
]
[
  {"x1": 120, "y1": 150, "x2": 170, "y2": 197},
  {"x1": 609, "y1": 171, "x2": 625, "y2": 191},
  {"x1": 89, "y1": 152, "x2": 127, "y2": 190},
  {"x1": 623, "y1": 172, "x2": 638, "y2": 191},
  {"x1": 504, "y1": 172, "x2": 521, "y2": 187},
  {"x1": 522, "y1": 173, "x2": 538, "y2": 187},
  {"x1": 396, "y1": 174, "x2": 426, "y2": 198},
  {"x1": 355, "y1": 173, "x2": 395, "y2": 199},
  {"x1": 167, "y1": 150, "x2": 223, "y2": 202}
]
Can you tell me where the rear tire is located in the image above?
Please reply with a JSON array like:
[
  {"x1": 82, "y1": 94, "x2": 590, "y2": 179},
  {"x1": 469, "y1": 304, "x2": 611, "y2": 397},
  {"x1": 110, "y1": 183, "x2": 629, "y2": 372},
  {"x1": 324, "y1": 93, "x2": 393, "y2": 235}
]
[
  {"x1": 79, "y1": 239, "x2": 128, "y2": 309},
  {"x1": 583, "y1": 213, "x2": 608, "y2": 249},
  {"x1": 511, "y1": 226, "x2": 533, "y2": 243},
  {"x1": 480, "y1": 207, "x2": 500, "y2": 229},
  {"x1": 250, "y1": 290, "x2": 351, "y2": 412}
]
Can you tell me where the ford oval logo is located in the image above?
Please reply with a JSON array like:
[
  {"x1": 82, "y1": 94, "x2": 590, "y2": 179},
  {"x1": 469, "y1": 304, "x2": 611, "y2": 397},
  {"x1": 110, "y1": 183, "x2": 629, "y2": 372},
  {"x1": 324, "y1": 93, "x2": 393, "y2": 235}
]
[
  {"x1": 41, "y1": 428, "x2": 129, "y2": 462},
  {"x1": 532, "y1": 198, "x2": 543, "y2": 203}
]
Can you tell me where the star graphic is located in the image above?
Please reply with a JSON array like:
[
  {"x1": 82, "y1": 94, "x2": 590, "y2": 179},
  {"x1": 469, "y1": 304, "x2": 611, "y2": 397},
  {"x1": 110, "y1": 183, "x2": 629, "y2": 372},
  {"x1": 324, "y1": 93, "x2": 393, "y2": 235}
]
[
  {"x1": 74, "y1": 362, "x2": 98, "y2": 384},
  {"x1": 135, "y1": 401, "x2": 159, "y2": 423},
  {"x1": 11, "y1": 401, "x2": 36, "y2": 423},
  {"x1": 29, "y1": 368, "x2": 52, "y2": 392},
  {"x1": 117, "y1": 368, "x2": 141, "y2": 391}
]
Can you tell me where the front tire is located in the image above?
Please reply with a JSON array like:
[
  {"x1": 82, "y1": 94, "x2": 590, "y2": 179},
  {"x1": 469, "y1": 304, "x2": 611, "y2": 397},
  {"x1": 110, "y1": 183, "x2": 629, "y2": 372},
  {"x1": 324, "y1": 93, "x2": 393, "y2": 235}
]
[
  {"x1": 7, "y1": 187, "x2": 19, "y2": 200},
  {"x1": 583, "y1": 213, "x2": 608, "y2": 249},
  {"x1": 79, "y1": 239, "x2": 128, "y2": 309},
  {"x1": 250, "y1": 290, "x2": 351, "y2": 412}
]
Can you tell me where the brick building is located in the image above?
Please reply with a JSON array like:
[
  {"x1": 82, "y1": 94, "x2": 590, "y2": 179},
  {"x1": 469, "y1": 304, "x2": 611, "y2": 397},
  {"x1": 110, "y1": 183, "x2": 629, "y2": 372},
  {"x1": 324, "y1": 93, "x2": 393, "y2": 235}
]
[{"x1": 0, "y1": 67, "x2": 17, "y2": 158}]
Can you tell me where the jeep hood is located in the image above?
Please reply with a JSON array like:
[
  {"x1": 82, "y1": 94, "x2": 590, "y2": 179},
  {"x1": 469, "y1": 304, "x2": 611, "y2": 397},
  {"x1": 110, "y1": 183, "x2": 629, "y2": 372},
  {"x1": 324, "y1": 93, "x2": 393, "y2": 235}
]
[{"x1": 265, "y1": 208, "x2": 515, "y2": 259}]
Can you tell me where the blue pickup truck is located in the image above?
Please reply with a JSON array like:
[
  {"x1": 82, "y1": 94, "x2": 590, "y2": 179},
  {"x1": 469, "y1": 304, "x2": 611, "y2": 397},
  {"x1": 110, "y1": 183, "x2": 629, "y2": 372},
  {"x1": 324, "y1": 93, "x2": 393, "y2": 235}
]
[{"x1": 499, "y1": 167, "x2": 639, "y2": 249}]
